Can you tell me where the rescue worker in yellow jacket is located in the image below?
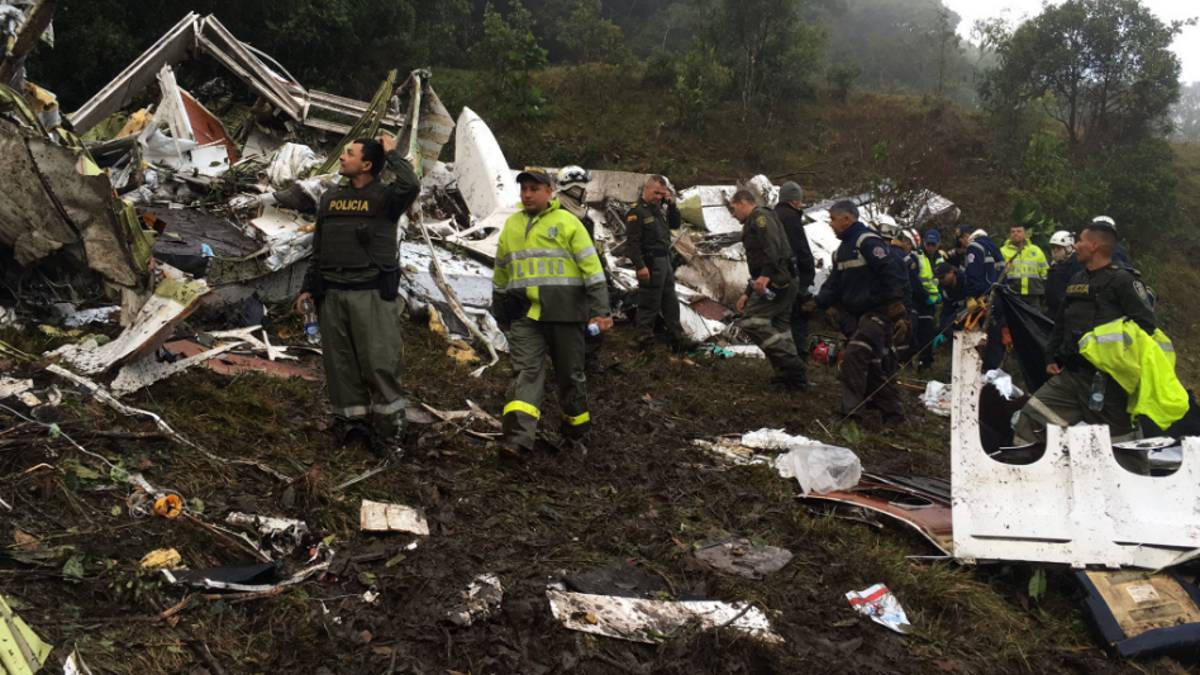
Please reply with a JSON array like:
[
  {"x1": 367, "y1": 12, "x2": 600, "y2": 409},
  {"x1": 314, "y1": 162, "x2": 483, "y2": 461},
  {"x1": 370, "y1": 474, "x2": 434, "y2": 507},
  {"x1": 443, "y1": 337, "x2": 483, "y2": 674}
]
[
  {"x1": 1012, "y1": 220, "x2": 1156, "y2": 445},
  {"x1": 1000, "y1": 223, "x2": 1049, "y2": 306},
  {"x1": 492, "y1": 169, "x2": 612, "y2": 456}
]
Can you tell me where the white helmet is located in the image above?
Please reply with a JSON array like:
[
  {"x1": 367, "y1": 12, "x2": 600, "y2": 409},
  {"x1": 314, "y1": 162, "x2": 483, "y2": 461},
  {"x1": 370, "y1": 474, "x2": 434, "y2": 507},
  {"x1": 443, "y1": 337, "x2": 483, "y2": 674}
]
[
  {"x1": 556, "y1": 165, "x2": 591, "y2": 190},
  {"x1": 1049, "y1": 230, "x2": 1074, "y2": 248},
  {"x1": 898, "y1": 228, "x2": 920, "y2": 247},
  {"x1": 1091, "y1": 215, "x2": 1116, "y2": 230}
]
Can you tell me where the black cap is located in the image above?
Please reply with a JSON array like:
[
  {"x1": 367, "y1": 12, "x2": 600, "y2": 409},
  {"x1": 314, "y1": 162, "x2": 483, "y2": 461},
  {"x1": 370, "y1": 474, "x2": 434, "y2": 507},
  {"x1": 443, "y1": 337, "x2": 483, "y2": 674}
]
[{"x1": 516, "y1": 167, "x2": 554, "y2": 186}]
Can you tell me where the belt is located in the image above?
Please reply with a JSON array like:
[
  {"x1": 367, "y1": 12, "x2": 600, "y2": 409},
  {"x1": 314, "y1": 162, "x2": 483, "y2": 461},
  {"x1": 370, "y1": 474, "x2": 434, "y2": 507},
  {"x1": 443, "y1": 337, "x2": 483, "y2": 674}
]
[{"x1": 324, "y1": 278, "x2": 379, "y2": 291}]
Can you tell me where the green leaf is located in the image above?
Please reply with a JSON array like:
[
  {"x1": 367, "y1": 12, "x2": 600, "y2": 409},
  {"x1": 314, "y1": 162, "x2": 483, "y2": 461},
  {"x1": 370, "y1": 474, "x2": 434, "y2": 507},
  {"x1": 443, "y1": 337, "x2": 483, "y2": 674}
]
[
  {"x1": 49, "y1": 423, "x2": 62, "y2": 438},
  {"x1": 64, "y1": 459, "x2": 101, "y2": 481},
  {"x1": 62, "y1": 553, "x2": 85, "y2": 580},
  {"x1": 357, "y1": 571, "x2": 377, "y2": 587},
  {"x1": 1028, "y1": 567, "x2": 1047, "y2": 601},
  {"x1": 108, "y1": 463, "x2": 129, "y2": 484},
  {"x1": 385, "y1": 553, "x2": 407, "y2": 568},
  {"x1": 189, "y1": 497, "x2": 205, "y2": 514},
  {"x1": 111, "y1": 505, "x2": 122, "y2": 517}
]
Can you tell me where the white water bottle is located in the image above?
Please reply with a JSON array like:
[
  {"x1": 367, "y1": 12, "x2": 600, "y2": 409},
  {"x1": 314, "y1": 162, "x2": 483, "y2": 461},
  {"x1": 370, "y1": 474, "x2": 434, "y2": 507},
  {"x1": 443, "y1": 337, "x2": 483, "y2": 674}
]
[
  {"x1": 586, "y1": 321, "x2": 601, "y2": 337},
  {"x1": 302, "y1": 297, "x2": 320, "y2": 344}
]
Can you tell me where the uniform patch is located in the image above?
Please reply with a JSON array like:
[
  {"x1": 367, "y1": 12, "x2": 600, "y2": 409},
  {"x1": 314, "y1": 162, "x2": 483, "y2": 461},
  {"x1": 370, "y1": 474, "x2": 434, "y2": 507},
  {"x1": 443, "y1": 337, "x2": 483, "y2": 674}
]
[
  {"x1": 872, "y1": 247, "x2": 888, "y2": 259},
  {"x1": 626, "y1": 214, "x2": 639, "y2": 222},
  {"x1": 548, "y1": 226, "x2": 559, "y2": 239},
  {"x1": 755, "y1": 214, "x2": 767, "y2": 227},
  {"x1": 1066, "y1": 283, "x2": 1090, "y2": 296},
  {"x1": 965, "y1": 253, "x2": 975, "y2": 264},
  {"x1": 328, "y1": 198, "x2": 371, "y2": 213}
]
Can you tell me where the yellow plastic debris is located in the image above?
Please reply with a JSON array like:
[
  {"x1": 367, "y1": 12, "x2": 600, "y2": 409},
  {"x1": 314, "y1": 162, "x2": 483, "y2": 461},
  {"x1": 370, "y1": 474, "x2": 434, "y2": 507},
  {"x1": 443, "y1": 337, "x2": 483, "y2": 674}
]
[
  {"x1": 0, "y1": 594, "x2": 53, "y2": 675},
  {"x1": 138, "y1": 548, "x2": 182, "y2": 571},
  {"x1": 116, "y1": 108, "x2": 153, "y2": 138}
]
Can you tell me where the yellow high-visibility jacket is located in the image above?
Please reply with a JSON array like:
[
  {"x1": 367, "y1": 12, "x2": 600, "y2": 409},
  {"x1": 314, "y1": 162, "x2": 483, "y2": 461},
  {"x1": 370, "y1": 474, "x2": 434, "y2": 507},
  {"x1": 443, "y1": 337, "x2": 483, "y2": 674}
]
[
  {"x1": 1078, "y1": 318, "x2": 1188, "y2": 430},
  {"x1": 1001, "y1": 241, "x2": 1049, "y2": 297},
  {"x1": 492, "y1": 199, "x2": 609, "y2": 323}
]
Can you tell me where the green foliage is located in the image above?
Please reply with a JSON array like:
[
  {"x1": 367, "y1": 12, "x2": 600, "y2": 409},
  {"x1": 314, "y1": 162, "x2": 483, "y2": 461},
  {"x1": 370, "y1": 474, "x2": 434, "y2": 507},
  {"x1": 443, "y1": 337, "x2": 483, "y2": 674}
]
[
  {"x1": 826, "y1": 62, "x2": 861, "y2": 102},
  {"x1": 549, "y1": 0, "x2": 632, "y2": 64},
  {"x1": 472, "y1": 1, "x2": 550, "y2": 128},
  {"x1": 670, "y1": 43, "x2": 732, "y2": 130},
  {"x1": 981, "y1": 0, "x2": 1183, "y2": 249},
  {"x1": 702, "y1": 0, "x2": 825, "y2": 120},
  {"x1": 815, "y1": 0, "x2": 976, "y2": 104},
  {"x1": 1028, "y1": 567, "x2": 1047, "y2": 602},
  {"x1": 1172, "y1": 82, "x2": 1200, "y2": 143},
  {"x1": 983, "y1": 0, "x2": 1182, "y2": 148}
]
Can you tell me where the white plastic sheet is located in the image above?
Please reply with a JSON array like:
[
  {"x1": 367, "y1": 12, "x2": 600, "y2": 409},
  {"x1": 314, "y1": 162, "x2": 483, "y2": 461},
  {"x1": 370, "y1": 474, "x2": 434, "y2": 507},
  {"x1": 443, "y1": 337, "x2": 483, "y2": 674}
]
[
  {"x1": 846, "y1": 583, "x2": 912, "y2": 634},
  {"x1": 266, "y1": 142, "x2": 317, "y2": 188}
]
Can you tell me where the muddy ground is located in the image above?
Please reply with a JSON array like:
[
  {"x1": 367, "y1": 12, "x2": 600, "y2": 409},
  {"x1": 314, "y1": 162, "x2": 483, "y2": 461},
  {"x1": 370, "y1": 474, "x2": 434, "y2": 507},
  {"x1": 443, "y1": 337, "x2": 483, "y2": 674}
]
[{"x1": 0, "y1": 310, "x2": 1195, "y2": 674}]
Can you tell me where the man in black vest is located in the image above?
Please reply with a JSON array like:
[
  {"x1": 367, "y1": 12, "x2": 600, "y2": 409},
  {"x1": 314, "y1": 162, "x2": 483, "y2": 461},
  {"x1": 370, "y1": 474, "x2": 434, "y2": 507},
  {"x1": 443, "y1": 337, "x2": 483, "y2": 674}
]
[{"x1": 294, "y1": 135, "x2": 419, "y2": 456}]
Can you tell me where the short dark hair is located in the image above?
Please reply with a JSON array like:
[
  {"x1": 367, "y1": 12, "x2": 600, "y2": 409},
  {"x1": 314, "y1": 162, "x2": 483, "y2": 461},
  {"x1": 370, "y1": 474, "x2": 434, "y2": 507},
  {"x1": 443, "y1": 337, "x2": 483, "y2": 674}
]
[
  {"x1": 730, "y1": 189, "x2": 756, "y2": 205},
  {"x1": 1083, "y1": 225, "x2": 1117, "y2": 255},
  {"x1": 829, "y1": 200, "x2": 859, "y2": 220},
  {"x1": 355, "y1": 138, "x2": 386, "y2": 176}
]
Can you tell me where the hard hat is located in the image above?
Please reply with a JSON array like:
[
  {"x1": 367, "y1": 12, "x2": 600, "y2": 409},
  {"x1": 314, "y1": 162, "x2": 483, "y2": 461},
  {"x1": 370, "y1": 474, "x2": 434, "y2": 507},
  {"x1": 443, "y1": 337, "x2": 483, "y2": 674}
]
[
  {"x1": 897, "y1": 228, "x2": 920, "y2": 247},
  {"x1": 1048, "y1": 230, "x2": 1074, "y2": 248},
  {"x1": 555, "y1": 165, "x2": 591, "y2": 189},
  {"x1": 1091, "y1": 215, "x2": 1116, "y2": 230}
]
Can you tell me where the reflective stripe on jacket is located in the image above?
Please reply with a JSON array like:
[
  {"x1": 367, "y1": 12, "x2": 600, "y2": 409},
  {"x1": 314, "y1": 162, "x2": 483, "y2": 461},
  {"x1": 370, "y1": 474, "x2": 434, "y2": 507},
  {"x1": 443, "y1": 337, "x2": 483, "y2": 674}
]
[
  {"x1": 493, "y1": 199, "x2": 609, "y2": 322},
  {"x1": 1000, "y1": 241, "x2": 1048, "y2": 296},
  {"x1": 916, "y1": 251, "x2": 938, "y2": 301},
  {"x1": 1078, "y1": 318, "x2": 1188, "y2": 429}
]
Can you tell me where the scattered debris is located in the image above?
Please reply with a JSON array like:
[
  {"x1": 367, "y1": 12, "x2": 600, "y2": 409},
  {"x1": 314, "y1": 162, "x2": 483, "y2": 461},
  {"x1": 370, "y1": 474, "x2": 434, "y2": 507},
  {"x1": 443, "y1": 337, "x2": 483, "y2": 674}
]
[
  {"x1": 139, "y1": 548, "x2": 183, "y2": 571},
  {"x1": 447, "y1": 573, "x2": 504, "y2": 626},
  {"x1": 225, "y1": 512, "x2": 310, "y2": 557},
  {"x1": 773, "y1": 441, "x2": 862, "y2": 495},
  {"x1": 1077, "y1": 570, "x2": 1200, "y2": 658},
  {"x1": 846, "y1": 583, "x2": 912, "y2": 635},
  {"x1": 921, "y1": 380, "x2": 951, "y2": 417},
  {"x1": 0, "y1": 593, "x2": 53, "y2": 675},
  {"x1": 62, "y1": 648, "x2": 96, "y2": 675},
  {"x1": 951, "y1": 331, "x2": 1200, "y2": 569},
  {"x1": 546, "y1": 586, "x2": 783, "y2": 645},
  {"x1": 359, "y1": 500, "x2": 430, "y2": 536},
  {"x1": 799, "y1": 474, "x2": 953, "y2": 555},
  {"x1": 693, "y1": 538, "x2": 794, "y2": 579}
]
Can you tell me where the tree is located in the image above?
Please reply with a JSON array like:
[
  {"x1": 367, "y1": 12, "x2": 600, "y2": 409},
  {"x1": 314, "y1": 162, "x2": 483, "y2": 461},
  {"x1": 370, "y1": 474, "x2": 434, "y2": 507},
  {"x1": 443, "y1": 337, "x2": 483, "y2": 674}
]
[
  {"x1": 550, "y1": 0, "x2": 632, "y2": 64},
  {"x1": 670, "y1": 42, "x2": 731, "y2": 130},
  {"x1": 982, "y1": 0, "x2": 1183, "y2": 149},
  {"x1": 703, "y1": 0, "x2": 824, "y2": 119},
  {"x1": 825, "y1": 62, "x2": 860, "y2": 102},
  {"x1": 472, "y1": 1, "x2": 549, "y2": 126},
  {"x1": 1173, "y1": 82, "x2": 1200, "y2": 143}
]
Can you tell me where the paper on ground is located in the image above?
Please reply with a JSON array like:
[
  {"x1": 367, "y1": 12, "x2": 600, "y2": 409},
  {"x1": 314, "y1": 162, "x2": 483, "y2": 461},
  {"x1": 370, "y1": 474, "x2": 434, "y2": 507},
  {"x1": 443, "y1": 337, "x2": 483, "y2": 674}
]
[
  {"x1": 846, "y1": 583, "x2": 912, "y2": 634},
  {"x1": 360, "y1": 500, "x2": 430, "y2": 535}
]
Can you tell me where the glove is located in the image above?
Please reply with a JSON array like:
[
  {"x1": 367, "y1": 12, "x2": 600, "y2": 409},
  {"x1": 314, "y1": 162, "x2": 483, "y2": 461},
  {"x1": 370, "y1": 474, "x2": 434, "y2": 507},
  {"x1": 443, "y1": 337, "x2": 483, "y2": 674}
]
[
  {"x1": 966, "y1": 296, "x2": 985, "y2": 313},
  {"x1": 932, "y1": 334, "x2": 947, "y2": 349},
  {"x1": 886, "y1": 302, "x2": 907, "y2": 322}
]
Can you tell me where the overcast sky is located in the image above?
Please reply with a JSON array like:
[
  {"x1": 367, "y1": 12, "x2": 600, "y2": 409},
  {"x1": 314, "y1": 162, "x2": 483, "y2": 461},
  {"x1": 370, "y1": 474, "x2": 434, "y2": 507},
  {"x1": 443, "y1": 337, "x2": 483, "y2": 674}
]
[{"x1": 943, "y1": 0, "x2": 1200, "y2": 83}]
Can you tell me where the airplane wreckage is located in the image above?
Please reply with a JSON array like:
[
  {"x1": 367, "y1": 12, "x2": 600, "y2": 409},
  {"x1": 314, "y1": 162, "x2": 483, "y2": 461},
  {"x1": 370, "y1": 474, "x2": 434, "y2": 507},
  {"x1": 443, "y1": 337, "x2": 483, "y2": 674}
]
[{"x1": 1, "y1": 5, "x2": 1199, "y2": 665}]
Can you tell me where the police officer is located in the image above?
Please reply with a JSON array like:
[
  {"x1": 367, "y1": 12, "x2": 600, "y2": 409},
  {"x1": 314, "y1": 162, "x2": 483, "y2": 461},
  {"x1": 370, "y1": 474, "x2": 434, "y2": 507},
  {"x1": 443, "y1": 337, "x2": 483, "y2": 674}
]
[
  {"x1": 1092, "y1": 215, "x2": 1134, "y2": 269},
  {"x1": 626, "y1": 175, "x2": 688, "y2": 351},
  {"x1": 556, "y1": 165, "x2": 608, "y2": 371},
  {"x1": 923, "y1": 229, "x2": 946, "y2": 268},
  {"x1": 958, "y1": 225, "x2": 1007, "y2": 371},
  {"x1": 887, "y1": 229, "x2": 918, "y2": 363},
  {"x1": 813, "y1": 201, "x2": 909, "y2": 424},
  {"x1": 730, "y1": 190, "x2": 808, "y2": 388},
  {"x1": 898, "y1": 229, "x2": 938, "y2": 370},
  {"x1": 773, "y1": 181, "x2": 816, "y2": 364},
  {"x1": 1000, "y1": 223, "x2": 1049, "y2": 306},
  {"x1": 1012, "y1": 220, "x2": 1156, "y2": 445},
  {"x1": 294, "y1": 135, "x2": 419, "y2": 456},
  {"x1": 492, "y1": 168, "x2": 612, "y2": 456},
  {"x1": 1044, "y1": 230, "x2": 1080, "y2": 318}
]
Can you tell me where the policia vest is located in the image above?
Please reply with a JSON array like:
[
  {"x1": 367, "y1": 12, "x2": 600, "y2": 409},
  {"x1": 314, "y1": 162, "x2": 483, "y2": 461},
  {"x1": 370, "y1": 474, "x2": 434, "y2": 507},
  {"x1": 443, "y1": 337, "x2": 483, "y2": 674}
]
[{"x1": 316, "y1": 180, "x2": 402, "y2": 276}]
